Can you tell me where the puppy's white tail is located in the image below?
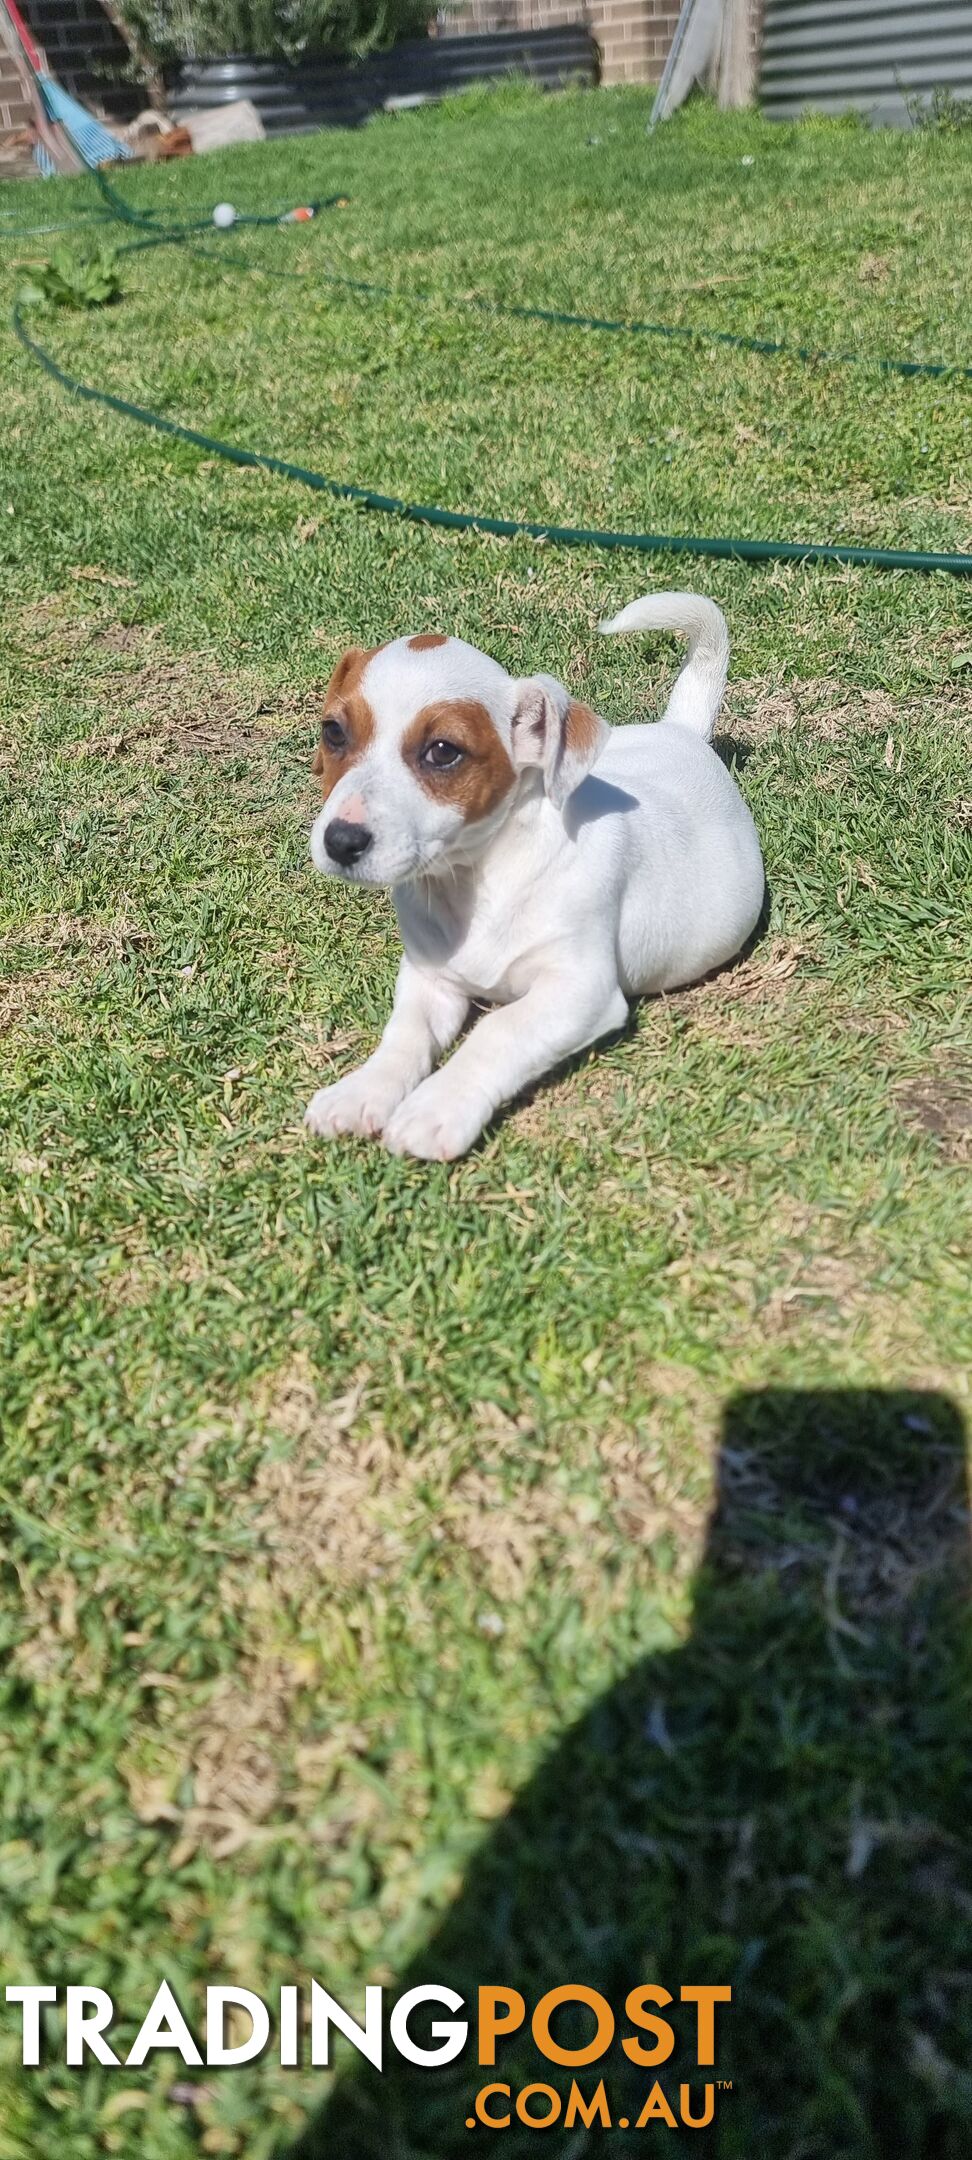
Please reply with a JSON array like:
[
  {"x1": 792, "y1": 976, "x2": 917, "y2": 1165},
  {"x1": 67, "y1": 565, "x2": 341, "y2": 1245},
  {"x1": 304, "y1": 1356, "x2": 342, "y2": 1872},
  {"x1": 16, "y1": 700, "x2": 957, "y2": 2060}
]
[{"x1": 598, "y1": 590, "x2": 729, "y2": 740}]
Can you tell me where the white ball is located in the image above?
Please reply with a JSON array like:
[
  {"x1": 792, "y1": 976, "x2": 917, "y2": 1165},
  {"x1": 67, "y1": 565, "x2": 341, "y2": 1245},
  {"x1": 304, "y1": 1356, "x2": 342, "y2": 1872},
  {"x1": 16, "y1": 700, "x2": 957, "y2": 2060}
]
[{"x1": 212, "y1": 202, "x2": 237, "y2": 229}]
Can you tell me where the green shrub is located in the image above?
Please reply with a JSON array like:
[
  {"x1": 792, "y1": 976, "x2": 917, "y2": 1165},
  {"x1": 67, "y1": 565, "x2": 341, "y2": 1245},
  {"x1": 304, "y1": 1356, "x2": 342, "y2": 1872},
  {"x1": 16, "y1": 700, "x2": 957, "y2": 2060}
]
[
  {"x1": 17, "y1": 247, "x2": 123, "y2": 311},
  {"x1": 905, "y1": 84, "x2": 972, "y2": 132},
  {"x1": 115, "y1": 0, "x2": 433, "y2": 67}
]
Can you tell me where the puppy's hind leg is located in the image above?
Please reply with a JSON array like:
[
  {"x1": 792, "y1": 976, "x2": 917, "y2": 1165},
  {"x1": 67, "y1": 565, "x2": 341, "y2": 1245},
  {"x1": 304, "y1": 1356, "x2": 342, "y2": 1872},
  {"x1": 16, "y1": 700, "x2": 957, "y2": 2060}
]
[
  {"x1": 305, "y1": 959, "x2": 469, "y2": 1141},
  {"x1": 383, "y1": 967, "x2": 628, "y2": 1161}
]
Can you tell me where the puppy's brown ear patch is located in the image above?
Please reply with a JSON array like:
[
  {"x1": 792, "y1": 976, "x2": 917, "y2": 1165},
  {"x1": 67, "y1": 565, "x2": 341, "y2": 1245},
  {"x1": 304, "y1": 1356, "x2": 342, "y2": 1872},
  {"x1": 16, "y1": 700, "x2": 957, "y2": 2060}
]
[
  {"x1": 408, "y1": 633, "x2": 449, "y2": 652},
  {"x1": 313, "y1": 645, "x2": 379, "y2": 796},
  {"x1": 510, "y1": 676, "x2": 610, "y2": 812},
  {"x1": 325, "y1": 644, "x2": 378, "y2": 703},
  {"x1": 565, "y1": 701, "x2": 603, "y2": 760}
]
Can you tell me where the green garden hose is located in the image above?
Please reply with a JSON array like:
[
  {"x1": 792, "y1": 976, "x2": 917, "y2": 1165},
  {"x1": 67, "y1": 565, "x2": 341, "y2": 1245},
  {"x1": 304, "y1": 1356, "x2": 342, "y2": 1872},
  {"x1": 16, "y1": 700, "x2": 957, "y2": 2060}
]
[
  {"x1": 8, "y1": 169, "x2": 972, "y2": 578},
  {"x1": 70, "y1": 167, "x2": 972, "y2": 386}
]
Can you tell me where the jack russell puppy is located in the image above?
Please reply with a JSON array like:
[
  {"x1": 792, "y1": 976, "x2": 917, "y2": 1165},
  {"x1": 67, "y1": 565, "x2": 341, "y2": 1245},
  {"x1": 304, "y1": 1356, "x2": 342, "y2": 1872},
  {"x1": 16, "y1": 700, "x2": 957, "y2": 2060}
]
[{"x1": 305, "y1": 591, "x2": 764, "y2": 1160}]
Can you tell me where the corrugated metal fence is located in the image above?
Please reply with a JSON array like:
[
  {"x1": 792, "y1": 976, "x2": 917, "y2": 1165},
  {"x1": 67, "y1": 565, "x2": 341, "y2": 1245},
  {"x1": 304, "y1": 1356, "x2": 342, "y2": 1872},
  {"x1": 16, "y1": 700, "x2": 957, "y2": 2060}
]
[{"x1": 760, "y1": 0, "x2": 972, "y2": 126}]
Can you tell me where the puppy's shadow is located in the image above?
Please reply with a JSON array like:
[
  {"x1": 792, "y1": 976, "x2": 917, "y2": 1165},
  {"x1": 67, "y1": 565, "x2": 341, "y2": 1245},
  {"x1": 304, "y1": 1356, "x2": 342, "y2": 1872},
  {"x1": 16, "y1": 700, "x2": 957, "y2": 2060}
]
[
  {"x1": 563, "y1": 776, "x2": 640, "y2": 839},
  {"x1": 557, "y1": 729, "x2": 755, "y2": 838},
  {"x1": 713, "y1": 732, "x2": 755, "y2": 774}
]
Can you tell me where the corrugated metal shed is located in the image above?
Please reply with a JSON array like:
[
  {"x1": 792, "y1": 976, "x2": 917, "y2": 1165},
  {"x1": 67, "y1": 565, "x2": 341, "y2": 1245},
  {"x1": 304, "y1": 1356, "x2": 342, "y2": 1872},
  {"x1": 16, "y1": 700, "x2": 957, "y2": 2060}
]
[{"x1": 760, "y1": 0, "x2": 972, "y2": 125}]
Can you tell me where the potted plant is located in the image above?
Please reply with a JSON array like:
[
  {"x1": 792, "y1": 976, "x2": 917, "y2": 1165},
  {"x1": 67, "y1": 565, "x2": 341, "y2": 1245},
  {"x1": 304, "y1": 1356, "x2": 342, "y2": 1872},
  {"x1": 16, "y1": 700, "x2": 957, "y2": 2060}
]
[{"x1": 113, "y1": 0, "x2": 434, "y2": 127}]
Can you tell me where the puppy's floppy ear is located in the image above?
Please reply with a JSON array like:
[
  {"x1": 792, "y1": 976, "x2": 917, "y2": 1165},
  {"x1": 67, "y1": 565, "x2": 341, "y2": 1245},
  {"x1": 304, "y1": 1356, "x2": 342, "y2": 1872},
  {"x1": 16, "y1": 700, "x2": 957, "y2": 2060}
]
[
  {"x1": 510, "y1": 674, "x2": 610, "y2": 812},
  {"x1": 325, "y1": 645, "x2": 374, "y2": 703},
  {"x1": 313, "y1": 643, "x2": 376, "y2": 772}
]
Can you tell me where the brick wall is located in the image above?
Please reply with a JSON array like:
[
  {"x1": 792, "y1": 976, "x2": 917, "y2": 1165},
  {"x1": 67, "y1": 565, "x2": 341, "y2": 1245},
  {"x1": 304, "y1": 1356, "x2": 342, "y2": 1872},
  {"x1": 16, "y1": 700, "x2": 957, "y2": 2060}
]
[
  {"x1": 439, "y1": 0, "x2": 583, "y2": 22},
  {"x1": 13, "y1": 0, "x2": 138, "y2": 121},
  {"x1": 442, "y1": 0, "x2": 764, "y2": 91},
  {"x1": 0, "y1": 43, "x2": 34, "y2": 137},
  {"x1": 594, "y1": 0, "x2": 677, "y2": 87}
]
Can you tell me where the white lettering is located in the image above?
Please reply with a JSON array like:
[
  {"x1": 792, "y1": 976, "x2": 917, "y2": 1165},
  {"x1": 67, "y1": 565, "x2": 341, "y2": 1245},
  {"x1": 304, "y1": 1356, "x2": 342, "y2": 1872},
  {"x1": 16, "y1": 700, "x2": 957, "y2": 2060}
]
[
  {"x1": 67, "y1": 1988, "x2": 119, "y2": 2067},
  {"x1": 6, "y1": 1987, "x2": 57, "y2": 2067},
  {"x1": 126, "y1": 1981, "x2": 202, "y2": 2068},
  {"x1": 389, "y1": 1986, "x2": 467, "y2": 2068}
]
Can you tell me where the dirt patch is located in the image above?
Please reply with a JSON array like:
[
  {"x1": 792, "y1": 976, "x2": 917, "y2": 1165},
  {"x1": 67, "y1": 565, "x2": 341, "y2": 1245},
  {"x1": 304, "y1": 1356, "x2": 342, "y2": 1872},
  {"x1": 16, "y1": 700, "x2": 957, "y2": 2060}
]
[
  {"x1": 0, "y1": 915, "x2": 154, "y2": 1037},
  {"x1": 13, "y1": 589, "x2": 320, "y2": 765},
  {"x1": 898, "y1": 1062, "x2": 972, "y2": 1163},
  {"x1": 247, "y1": 1367, "x2": 710, "y2": 1612},
  {"x1": 723, "y1": 676, "x2": 972, "y2": 748},
  {"x1": 107, "y1": 1365, "x2": 713, "y2": 1862},
  {"x1": 73, "y1": 650, "x2": 312, "y2": 763}
]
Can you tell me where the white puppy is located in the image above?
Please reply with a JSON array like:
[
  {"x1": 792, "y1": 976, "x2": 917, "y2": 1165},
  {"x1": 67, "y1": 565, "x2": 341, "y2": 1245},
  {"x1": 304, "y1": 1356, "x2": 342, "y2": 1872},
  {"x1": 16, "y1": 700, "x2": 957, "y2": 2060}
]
[{"x1": 305, "y1": 592, "x2": 764, "y2": 1160}]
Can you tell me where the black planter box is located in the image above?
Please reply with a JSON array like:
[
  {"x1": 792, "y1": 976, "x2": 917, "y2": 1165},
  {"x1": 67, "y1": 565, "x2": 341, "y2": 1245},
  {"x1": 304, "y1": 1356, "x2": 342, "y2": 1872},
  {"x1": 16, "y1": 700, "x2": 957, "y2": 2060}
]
[{"x1": 168, "y1": 25, "x2": 599, "y2": 135}]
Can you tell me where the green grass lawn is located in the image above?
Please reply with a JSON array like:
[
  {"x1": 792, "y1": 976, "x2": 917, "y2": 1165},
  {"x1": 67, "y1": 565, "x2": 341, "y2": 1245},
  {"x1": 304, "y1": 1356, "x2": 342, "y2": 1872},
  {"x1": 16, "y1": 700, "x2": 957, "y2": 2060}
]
[{"x1": 0, "y1": 86, "x2": 970, "y2": 2159}]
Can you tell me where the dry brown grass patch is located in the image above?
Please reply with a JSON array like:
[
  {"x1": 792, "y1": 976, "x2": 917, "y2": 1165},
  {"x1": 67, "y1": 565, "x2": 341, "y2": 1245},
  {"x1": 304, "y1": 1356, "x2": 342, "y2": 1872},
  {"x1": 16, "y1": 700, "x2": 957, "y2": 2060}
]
[
  {"x1": 74, "y1": 648, "x2": 307, "y2": 763},
  {"x1": 0, "y1": 913, "x2": 152, "y2": 1036},
  {"x1": 164, "y1": 1660, "x2": 293, "y2": 1864},
  {"x1": 106, "y1": 1365, "x2": 714, "y2": 1861},
  {"x1": 723, "y1": 676, "x2": 972, "y2": 748},
  {"x1": 12, "y1": 588, "x2": 320, "y2": 765},
  {"x1": 662, "y1": 936, "x2": 824, "y2": 1053},
  {"x1": 898, "y1": 1060, "x2": 972, "y2": 1163},
  {"x1": 247, "y1": 1364, "x2": 713, "y2": 1612},
  {"x1": 0, "y1": 963, "x2": 74, "y2": 1035}
]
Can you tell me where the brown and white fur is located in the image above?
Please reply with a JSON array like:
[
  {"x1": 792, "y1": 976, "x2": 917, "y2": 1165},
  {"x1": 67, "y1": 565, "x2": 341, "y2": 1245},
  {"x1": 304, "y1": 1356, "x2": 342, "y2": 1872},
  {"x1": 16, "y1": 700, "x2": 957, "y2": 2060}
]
[{"x1": 305, "y1": 593, "x2": 764, "y2": 1160}]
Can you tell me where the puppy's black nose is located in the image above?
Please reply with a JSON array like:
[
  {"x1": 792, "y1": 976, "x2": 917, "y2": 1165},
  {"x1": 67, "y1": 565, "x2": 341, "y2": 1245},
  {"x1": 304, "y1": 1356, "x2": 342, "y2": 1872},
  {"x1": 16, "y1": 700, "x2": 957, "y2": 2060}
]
[{"x1": 324, "y1": 818, "x2": 373, "y2": 867}]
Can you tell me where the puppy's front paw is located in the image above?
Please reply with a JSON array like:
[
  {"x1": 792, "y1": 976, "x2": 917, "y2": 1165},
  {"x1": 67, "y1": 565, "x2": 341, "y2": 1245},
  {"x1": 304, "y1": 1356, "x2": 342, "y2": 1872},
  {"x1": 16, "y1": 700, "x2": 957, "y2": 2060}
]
[
  {"x1": 304, "y1": 1067, "x2": 404, "y2": 1141},
  {"x1": 382, "y1": 1075, "x2": 488, "y2": 1162}
]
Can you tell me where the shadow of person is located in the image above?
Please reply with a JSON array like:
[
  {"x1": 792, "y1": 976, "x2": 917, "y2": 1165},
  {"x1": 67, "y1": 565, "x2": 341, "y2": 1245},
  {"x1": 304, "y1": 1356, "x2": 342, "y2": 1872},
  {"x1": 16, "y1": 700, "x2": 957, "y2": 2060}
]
[{"x1": 288, "y1": 1389, "x2": 971, "y2": 2159}]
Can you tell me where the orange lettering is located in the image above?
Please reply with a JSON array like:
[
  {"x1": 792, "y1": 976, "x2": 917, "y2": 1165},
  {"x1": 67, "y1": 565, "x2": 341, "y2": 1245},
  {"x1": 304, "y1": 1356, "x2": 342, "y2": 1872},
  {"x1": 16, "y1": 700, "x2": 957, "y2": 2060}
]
[
  {"x1": 622, "y1": 1985, "x2": 675, "y2": 2068},
  {"x1": 681, "y1": 2082, "x2": 715, "y2": 2128},
  {"x1": 478, "y1": 1988, "x2": 525, "y2": 2066},
  {"x1": 564, "y1": 2078, "x2": 611, "y2": 2128},
  {"x1": 636, "y1": 2081, "x2": 678, "y2": 2128},
  {"x1": 516, "y1": 2084, "x2": 561, "y2": 2128},
  {"x1": 680, "y1": 1986, "x2": 731, "y2": 2066},
  {"x1": 475, "y1": 2083, "x2": 511, "y2": 2128},
  {"x1": 532, "y1": 1986, "x2": 615, "y2": 2068}
]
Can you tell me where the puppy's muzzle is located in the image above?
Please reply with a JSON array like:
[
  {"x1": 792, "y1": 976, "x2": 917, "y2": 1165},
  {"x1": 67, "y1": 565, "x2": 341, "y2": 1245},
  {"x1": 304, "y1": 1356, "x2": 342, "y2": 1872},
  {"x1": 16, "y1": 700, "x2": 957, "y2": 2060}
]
[{"x1": 324, "y1": 818, "x2": 374, "y2": 868}]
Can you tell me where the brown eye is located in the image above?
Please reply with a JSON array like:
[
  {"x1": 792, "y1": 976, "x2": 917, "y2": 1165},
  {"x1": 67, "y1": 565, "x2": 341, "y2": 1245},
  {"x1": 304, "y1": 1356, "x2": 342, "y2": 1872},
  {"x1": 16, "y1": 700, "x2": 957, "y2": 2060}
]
[
  {"x1": 321, "y1": 716, "x2": 347, "y2": 752},
  {"x1": 421, "y1": 739, "x2": 464, "y2": 770}
]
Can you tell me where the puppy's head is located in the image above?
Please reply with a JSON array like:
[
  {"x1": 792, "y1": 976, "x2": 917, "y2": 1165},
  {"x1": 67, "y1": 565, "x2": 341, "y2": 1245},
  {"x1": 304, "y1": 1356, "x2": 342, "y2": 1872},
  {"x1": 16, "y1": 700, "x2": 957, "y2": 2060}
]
[{"x1": 309, "y1": 634, "x2": 609, "y2": 887}]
